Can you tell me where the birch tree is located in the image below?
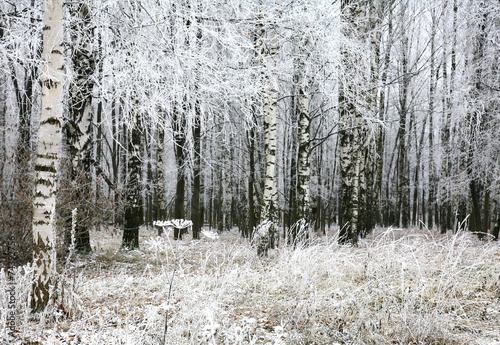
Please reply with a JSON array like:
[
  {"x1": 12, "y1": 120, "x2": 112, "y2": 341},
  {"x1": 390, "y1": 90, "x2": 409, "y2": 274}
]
[
  {"x1": 439, "y1": 0, "x2": 458, "y2": 233},
  {"x1": 395, "y1": 17, "x2": 411, "y2": 229},
  {"x1": 338, "y1": 0, "x2": 370, "y2": 245},
  {"x1": 65, "y1": 2, "x2": 95, "y2": 252},
  {"x1": 32, "y1": 0, "x2": 64, "y2": 312},
  {"x1": 295, "y1": 36, "x2": 311, "y2": 245},
  {"x1": 259, "y1": 10, "x2": 279, "y2": 251}
]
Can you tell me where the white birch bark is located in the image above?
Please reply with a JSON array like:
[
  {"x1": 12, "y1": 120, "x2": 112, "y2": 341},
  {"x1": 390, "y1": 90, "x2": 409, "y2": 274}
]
[
  {"x1": 260, "y1": 16, "x2": 279, "y2": 250},
  {"x1": 338, "y1": 0, "x2": 368, "y2": 244},
  {"x1": 32, "y1": 0, "x2": 64, "y2": 312},
  {"x1": 296, "y1": 36, "x2": 311, "y2": 245}
]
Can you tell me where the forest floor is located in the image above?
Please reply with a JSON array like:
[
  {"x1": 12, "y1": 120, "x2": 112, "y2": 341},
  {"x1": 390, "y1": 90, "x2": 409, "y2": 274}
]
[{"x1": 2, "y1": 225, "x2": 500, "y2": 345}]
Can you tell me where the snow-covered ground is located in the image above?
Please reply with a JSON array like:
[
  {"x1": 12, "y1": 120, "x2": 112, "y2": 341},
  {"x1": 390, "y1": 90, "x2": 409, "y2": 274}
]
[{"x1": 2, "y1": 226, "x2": 500, "y2": 344}]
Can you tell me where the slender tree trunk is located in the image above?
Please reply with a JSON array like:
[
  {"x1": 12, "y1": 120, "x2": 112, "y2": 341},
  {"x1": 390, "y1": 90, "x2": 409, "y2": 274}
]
[
  {"x1": 10, "y1": 60, "x2": 34, "y2": 166},
  {"x1": 376, "y1": 8, "x2": 392, "y2": 226},
  {"x1": 217, "y1": 166, "x2": 223, "y2": 233},
  {"x1": 338, "y1": 102, "x2": 361, "y2": 245},
  {"x1": 223, "y1": 144, "x2": 232, "y2": 231},
  {"x1": 492, "y1": 202, "x2": 499, "y2": 240},
  {"x1": 338, "y1": 0, "x2": 368, "y2": 244},
  {"x1": 247, "y1": 123, "x2": 257, "y2": 238},
  {"x1": 173, "y1": 104, "x2": 187, "y2": 240},
  {"x1": 0, "y1": 8, "x2": 4, "y2": 190},
  {"x1": 427, "y1": 9, "x2": 438, "y2": 229},
  {"x1": 287, "y1": 73, "x2": 298, "y2": 243},
  {"x1": 396, "y1": 19, "x2": 410, "y2": 228},
  {"x1": 467, "y1": 2, "x2": 487, "y2": 236},
  {"x1": 0, "y1": 62, "x2": 5, "y2": 189},
  {"x1": 372, "y1": 0, "x2": 391, "y2": 227},
  {"x1": 296, "y1": 38, "x2": 311, "y2": 246},
  {"x1": 66, "y1": 3, "x2": 95, "y2": 252},
  {"x1": 121, "y1": 112, "x2": 143, "y2": 249},
  {"x1": 191, "y1": 100, "x2": 202, "y2": 239},
  {"x1": 155, "y1": 111, "x2": 166, "y2": 233},
  {"x1": 440, "y1": 0, "x2": 456, "y2": 233},
  {"x1": 483, "y1": 188, "x2": 490, "y2": 235},
  {"x1": 32, "y1": 0, "x2": 64, "y2": 312},
  {"x1": 118, "y1": 119, "x2": 128, "y2": 226},
  {"x1": 10, "y1": 0, "x2": 39, "y2": 168},
  {"x1": 95, "y1": 32, "x2": 103, "y2": 209},
  {"x1": 145, "y1": 138, "x2": 154, "y2": 227},
  {"x1": 469, "y1": 178, "x2": 483, "y2": 233},
  {"x1": 111, "y1": 102, "x2": 122, "y2": 225},
  {"x1": 259, "y1": 14, "x2": 279, "y2": 251},
  {"x1": 412, "y1": 109, "x2": 427, "y2": 227}
]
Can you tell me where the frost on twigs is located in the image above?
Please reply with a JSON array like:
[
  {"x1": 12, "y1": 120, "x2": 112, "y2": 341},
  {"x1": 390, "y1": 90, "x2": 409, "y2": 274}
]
[
  {"x1": 153, "y1": 219, "x2": 193, "y2": 235},
  {"x1": 251, "y1": 220, "x2": 273, "y2": 257},
  {"x1": 287, "y1": 219, "x2": 310, "y2": 248},
  {"x1": 153, "y1": 219, "x2": 193, "y2": 229},
  {"x1": 201, "y1": 230, "x2": 219, "y2": 240}
]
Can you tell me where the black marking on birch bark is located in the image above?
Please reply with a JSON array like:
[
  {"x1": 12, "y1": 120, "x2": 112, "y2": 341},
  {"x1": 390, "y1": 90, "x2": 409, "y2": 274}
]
[
  {"x1": 33, "y1": 220, "x2": 49, "y2": 226},
  {"x1": 41, "y1": 117, "x2": 61, "y2": 126},
  {"x1": 35, "y1": 165, "x2": 57, "y2": 173},
  {"x1": 34, "y1": 178, "x2": 55, "y2": 187},
  {"x1": 34, "y1": 191, "x2": 49, "y2": 198}
]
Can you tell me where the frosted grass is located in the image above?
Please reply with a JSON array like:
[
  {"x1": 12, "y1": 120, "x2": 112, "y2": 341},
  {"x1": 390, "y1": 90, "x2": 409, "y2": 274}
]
[{"x1": 1, "y1": 226, "x2": 499, "y2": 344}]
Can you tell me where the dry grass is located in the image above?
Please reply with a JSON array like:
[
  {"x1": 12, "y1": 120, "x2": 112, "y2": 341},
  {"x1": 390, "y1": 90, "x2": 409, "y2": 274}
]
[{"x1": 1, "y1": 226, "x2": 500, "y2": 344}]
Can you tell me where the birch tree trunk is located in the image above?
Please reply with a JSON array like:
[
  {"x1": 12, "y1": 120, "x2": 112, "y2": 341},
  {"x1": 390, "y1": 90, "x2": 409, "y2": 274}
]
[
  {"x1": 32, "y1": 0, "x2": 64, "y2": 312},
  {"x1": 260, "y1": 15, "x2": 279, "y2": 251},
  {"x1": 296, "y1": 37, "x2": 311, "y2": 246},
  {"x1": 338, "y1": 96, "x2": 363, "y2": 245},
  {"x1": 338, "y1": 0, "x2": 368, "y2": 245},
  {"x1": 66, "y1": 3, "x2": 95, "y2": 252},
  {"x1": 396, "y1": 8, "x2": 410, "y2": 228},
  {"x1": 440, "y1": 0, "x2": 457, "y2": 233}
]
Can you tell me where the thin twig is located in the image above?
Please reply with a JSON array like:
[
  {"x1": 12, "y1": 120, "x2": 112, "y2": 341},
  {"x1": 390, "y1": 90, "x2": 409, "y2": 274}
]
[{"x1": 162, "y1": 242, "x2": 178, "y2": 344}]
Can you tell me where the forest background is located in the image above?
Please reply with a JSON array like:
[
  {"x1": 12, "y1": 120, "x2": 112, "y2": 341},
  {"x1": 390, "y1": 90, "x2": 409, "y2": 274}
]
[{"x1": 0, "y1": 0, "x2": 500, "y2": 342}]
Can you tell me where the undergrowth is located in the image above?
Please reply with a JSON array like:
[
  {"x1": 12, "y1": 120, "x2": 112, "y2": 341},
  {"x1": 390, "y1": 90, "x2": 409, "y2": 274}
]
[{"x1": 1, "y1": 226, "x2": 499, "y2": 344}]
